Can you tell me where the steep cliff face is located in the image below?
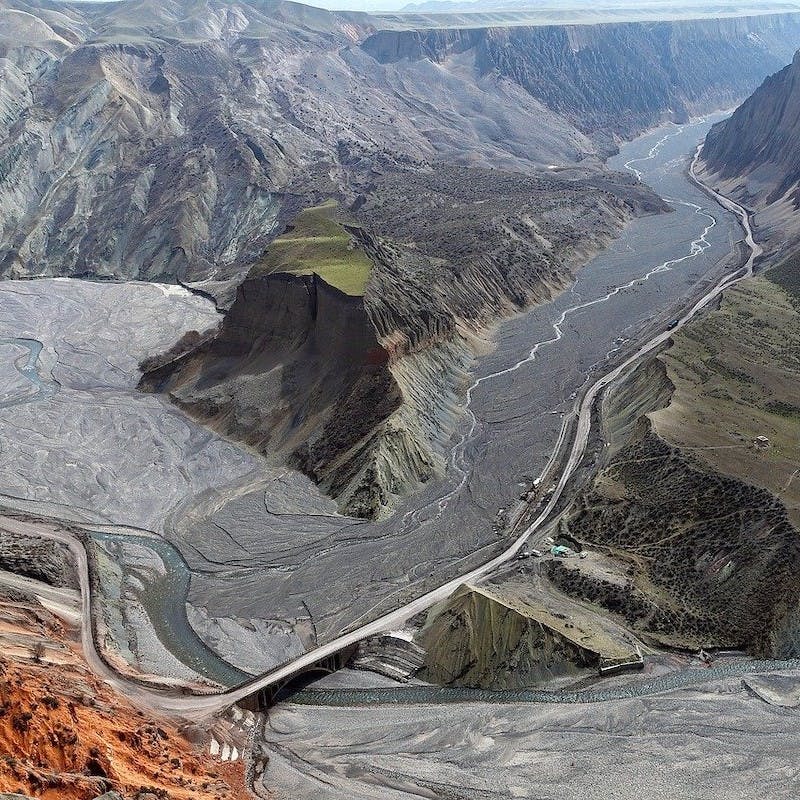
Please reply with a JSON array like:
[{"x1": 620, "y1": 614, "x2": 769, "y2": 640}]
[
  {"x1": 419, "y1": 583, "x2": 635, "y2": 689},
  {"x1": 701, "y1": 49, "x2": 800, "y2": 230},
  {"x1": 143, "y1": 169, "x2": 662, "y2": 517},
  {"x1": 363, "y1": 14, "x2": 800, "y2": 153},
  {"x1": 140, "y1": 271, "x2": 406, "y2": 515}
]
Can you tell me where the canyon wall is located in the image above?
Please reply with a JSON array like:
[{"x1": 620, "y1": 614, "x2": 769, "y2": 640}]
[
  {"x1": 420, "y1": 584, "x2": 601, "y2": 689},
  {"x1": 363, "y1": 13, "x2": 800, "y2": 153},
  {"x1": 7, "y1": 0, "x2": 800, "y2": 516},
  {"x1": 701, "y1": 49, "x2": 800, "y2": 243},
  {"x1": 3, "y1": 1, "x2": 800, "y2": 283},
  {"x1": 143, "y1": 170, "x2": 661, "y2": 517},
  {"x1": 702, "y1": 49, "x2": 800, "y2": 201}
]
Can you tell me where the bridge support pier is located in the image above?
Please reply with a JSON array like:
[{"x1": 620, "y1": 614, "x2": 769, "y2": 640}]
[{"x1": 238, "y1": 643, "x2": 359, "y2": 712}]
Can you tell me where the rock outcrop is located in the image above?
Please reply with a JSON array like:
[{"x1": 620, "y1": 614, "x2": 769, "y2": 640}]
[
  {"x1": 0, "y1": 531, "x2": 77, "y2": 589},
  {"x1": 419, "y1": 583, "x2": 634, "y2": 689},
  {"x1": 143, "y1": 170, "x2": 662, "y2": 517},
  {"x1": 363, "y1": 14, "x2": 800, "y2": 154}
]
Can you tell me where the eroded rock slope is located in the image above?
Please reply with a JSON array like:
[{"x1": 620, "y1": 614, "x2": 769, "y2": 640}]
[
  {"x1": 420, "y1": 582, "x2": 637, "y2": 688},
  {"x1": 700, "y1": 48, "x2": 800, "y2": 242},
  {"x1": 702, "y1": 50, "x2": 800, "y2": 204},
  {"x1": 2, "y1": 1, "x2": 800, "y2": 284}
]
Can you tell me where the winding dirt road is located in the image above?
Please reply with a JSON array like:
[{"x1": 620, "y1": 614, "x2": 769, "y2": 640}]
[{"x1": 0, "y1": 142, "x2": 766, "y2": 722}]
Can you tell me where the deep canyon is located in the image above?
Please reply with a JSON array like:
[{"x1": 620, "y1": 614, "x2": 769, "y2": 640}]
[{"x1": 2, "y1": 1, "x2": 800, "y2": 799}]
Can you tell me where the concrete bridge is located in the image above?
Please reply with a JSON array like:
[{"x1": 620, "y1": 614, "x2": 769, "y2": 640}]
[{"x1": 237, "y1": 643, "x2": 359, "y2": 711}]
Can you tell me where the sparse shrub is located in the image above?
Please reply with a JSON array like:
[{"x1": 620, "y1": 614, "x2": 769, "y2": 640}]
[
  {"x1": 11, "y1": 711, "x2": 32, "y2": 733},
  {"x1": 32, "y1": 642, "x2": 46, "y2": 663}
]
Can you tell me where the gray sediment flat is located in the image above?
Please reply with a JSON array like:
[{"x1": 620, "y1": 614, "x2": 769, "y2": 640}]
[
  {"x1": 0, "y1": 280, "x2": 269, "y2": 679},
  {"x1": 0, "y1": 279, "x2": 261, "y2": 531},
  {"x1": 261, "y1": 672, "x2": 800, "y2": 798}
]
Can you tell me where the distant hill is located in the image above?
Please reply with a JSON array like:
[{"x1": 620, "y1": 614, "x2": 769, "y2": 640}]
[{"x1": 701, "y1": 49, "x2": 800, "y2": 242}]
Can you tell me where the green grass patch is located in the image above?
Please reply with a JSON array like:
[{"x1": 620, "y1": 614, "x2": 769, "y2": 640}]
[
  {"x1": 252, "y1": 201, "x2": 373, "y2": 296},
  {"x1": 653, "y1": 276, "x2": 800, "y2": 527}
]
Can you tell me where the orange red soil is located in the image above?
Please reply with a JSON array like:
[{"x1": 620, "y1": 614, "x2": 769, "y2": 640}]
[{"x1": 0, "y1": 595, "x2": 249, "y2": 800}]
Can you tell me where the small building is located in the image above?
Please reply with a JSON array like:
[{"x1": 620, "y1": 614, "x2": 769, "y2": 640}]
[
  {"x1": 551, "y1": 545, "x2": 573, "y2": 557},
  {"x1": 754, "y1": 435, "x2": 770, "y2": 449}
]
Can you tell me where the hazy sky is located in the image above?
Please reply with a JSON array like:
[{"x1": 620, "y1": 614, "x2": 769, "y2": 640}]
[
  {"x1": 303, "y1": 0, "x2": 796, "y2": 14},
  {"x1": 66, "y1": 0, "x2": 800, "y2": 14}
]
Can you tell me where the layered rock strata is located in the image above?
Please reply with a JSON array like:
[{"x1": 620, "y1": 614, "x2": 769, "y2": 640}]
[
  {"x1": 2, "y1": 1, "x2": 800, "y2": 283},
  {"x1": 420, "y1": 583, "x2": 635, "y2": 688},
  {"x1": 143, "y1": 171, "x2": 662, "y2": 516}
]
